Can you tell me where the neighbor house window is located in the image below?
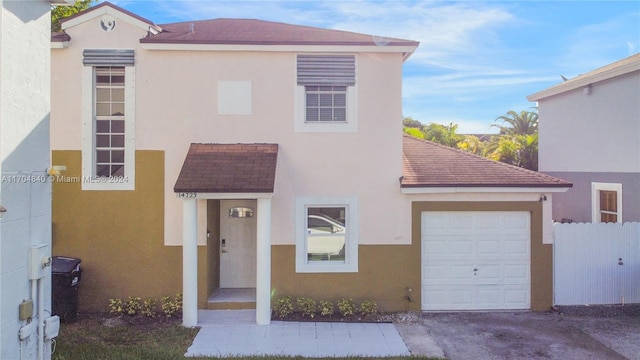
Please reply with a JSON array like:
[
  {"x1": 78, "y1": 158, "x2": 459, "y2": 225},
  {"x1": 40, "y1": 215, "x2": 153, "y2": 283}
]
[
  {"x1": 81, "y1": 49, "x2": 135, "y2": 190},
  {"x1": 295, "y1": 55, "x2": 358, "y2": 132},
  {"x1": 591, "y1": 183, "x2": 622, "y2": 223},
  {"x1": 296, "y1": 197, "x2": 358, "y2": 273}
]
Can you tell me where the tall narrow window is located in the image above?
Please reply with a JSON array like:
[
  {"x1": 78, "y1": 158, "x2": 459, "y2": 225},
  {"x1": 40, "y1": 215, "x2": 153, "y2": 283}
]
[
  {"x1": 95, "y1": 67, "x2": 125, "y2": 177},
  {"x1": 82, "y1": 49, "x2": 135, "y2": 190},
  {"x1": 591, "y1": 183, "x2": 622, "y2": 223}
]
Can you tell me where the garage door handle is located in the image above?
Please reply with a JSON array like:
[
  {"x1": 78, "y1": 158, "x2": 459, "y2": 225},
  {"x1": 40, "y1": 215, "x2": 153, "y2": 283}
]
[{"x1": 473, "y1": 268, "x2": 478, "y2": 275}]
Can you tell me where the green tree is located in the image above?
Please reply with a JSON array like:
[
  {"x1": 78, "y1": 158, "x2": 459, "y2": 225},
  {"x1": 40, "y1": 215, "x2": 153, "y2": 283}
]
[
  {"x1": 491, "y1": 110, "x2": 538, "y2": 135},
  {"x1": 423, "y1": 122, "x2": 464, "y2": 148},
  {"x1": 51, "y1": 0, "x2": 94, "y2": 32},
  {"x1": 457, "y1": 135, "x2": 485, "y2": 155},
  {"x1": 403, "y1": 127, "x2": 425, "y2": 139},
  {"x1": 487, "y1": 133, "x2": 538, "y2": 171},
  {"x1": 402, "y1": 116, "x2": 423, "y2": 129}
]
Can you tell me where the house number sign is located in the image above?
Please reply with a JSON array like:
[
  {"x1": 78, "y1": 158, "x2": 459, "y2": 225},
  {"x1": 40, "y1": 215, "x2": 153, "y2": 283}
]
[{"x1": 176, "y1": 192, "x2": 196, "y2": 199}]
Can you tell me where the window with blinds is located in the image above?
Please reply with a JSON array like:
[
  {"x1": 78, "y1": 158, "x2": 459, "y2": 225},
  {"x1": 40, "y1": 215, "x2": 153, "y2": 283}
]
[{"x1": 297, "y1": 55, "x2": 355, "y2": 123}]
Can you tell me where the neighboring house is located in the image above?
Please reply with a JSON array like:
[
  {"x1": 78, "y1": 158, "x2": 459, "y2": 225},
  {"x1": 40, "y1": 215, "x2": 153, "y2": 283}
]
[
  {"x1": 1, "y1": 0, "x2": 73, "y2": 359},
  {"x1": 528, "y1": 53, "x2": 640, "y2": 224},
  {"x1": 50, "y1": 2, "x2": 571, "y2": 326}
]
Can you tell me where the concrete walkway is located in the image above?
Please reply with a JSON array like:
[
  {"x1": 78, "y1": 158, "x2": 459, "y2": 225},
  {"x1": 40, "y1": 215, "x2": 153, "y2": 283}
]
[{"x1": 185, "y1": 310, "x2": 411, "y2": 358}]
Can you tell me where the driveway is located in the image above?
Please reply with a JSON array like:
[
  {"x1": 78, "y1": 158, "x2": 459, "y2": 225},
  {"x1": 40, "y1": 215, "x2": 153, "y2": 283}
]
[{"x1": 395, "y1": 311, "x2": 640, "y2": 360}]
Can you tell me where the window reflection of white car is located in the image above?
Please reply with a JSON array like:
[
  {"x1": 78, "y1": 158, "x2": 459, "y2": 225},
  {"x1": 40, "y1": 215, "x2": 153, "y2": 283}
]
[{"x1": 307, "y1": 214, "x2": 346, "y2": 256}]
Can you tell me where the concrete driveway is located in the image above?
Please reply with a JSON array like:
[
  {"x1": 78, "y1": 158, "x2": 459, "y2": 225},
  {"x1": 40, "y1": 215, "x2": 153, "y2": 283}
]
[{"x1": 396, "y1": 311, "x2": 640, "y2": 360}]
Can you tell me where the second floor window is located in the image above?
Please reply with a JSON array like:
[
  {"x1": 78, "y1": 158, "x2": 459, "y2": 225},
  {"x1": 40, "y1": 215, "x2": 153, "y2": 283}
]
[
  {"x1": 95, "y1": 66, "x2": 125, "y2": 177},
  {"x1": 305, "y1": 85, "x2": 347, "y2": 122}
]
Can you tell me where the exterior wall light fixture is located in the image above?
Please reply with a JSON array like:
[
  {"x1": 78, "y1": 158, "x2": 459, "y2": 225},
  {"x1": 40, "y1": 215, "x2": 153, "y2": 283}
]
[{"x1": 0, "y1": 205, "x2": 7, "y2": 219}]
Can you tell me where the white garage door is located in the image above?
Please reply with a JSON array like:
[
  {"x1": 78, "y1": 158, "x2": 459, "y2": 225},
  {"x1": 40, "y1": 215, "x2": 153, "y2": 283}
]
[{"x1": 422, "y1": 211, "x2": 531, "y2": 310}]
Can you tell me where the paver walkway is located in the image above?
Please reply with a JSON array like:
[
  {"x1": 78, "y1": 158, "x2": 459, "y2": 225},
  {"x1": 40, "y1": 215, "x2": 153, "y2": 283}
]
[{"x1": 185, "y1": 310, "x2": 410, "y2": 358}]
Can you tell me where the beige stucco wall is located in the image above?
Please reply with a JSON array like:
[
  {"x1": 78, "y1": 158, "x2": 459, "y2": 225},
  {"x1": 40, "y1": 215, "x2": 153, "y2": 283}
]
[{"x1": 50, "y1": 12, "x2": 410, "y2": 249}]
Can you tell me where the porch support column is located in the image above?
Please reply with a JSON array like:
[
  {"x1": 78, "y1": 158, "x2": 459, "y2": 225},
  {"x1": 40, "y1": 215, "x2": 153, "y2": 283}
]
[
  {"x1": 256, "y1": 197, "x2": 272, "y2": 325},
  {"x1": 182, "y1": 198, "x2": 198, "y2": 327}
]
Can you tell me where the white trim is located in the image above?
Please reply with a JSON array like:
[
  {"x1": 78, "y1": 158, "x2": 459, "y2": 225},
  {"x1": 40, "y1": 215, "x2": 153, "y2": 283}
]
[
  {"x1": 255, "y1": 198, "x2": 272, "y2": 325},
  {"x1": 82, "y1": 65, "x2": 136, "y2": 190},
  {"x1": 182, "y1": 199, "x2": 198, "y2": 327},
  {"x1": 295, "y1": 196, "x2": 358, "y2": 273},
  {"x1": 591, "y1": 182, "x2": 622, "y2": 223},
  {"x1": 191, "y1": 192, "x2": 273, "y2": 200},
  {"x1": 141, "y1": 43, "x2": 417, "y2": 54},
  {"x1": 401, "y1": 186, "x2": 570, "y2": 194},
  {"x1": 527, "y1": 57, "x2": 640, "y2": 101},
  {"x1": 51, "y1": 41, "x2": 69, "y2": 49},
  {"x1": 294, "y1": 55, "x2": 358, "y2": 133}
]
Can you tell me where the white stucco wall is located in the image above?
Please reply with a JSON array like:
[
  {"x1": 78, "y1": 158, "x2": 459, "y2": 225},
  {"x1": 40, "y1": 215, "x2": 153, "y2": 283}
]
[
  {"x1": 51, "y1": 13, "x2": 411, "y2": 247},
  {"x1": 1, "y1": 1, "x2": 54, "y2": 359},
  {"x1": 538, "y1": 71, "x2": 640, "y2": 173}
]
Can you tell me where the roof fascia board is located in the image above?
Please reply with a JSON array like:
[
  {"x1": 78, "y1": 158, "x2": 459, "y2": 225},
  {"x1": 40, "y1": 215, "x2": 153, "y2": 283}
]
[
  {"x1": 51, "y1": 41, "x2": 70, "y2": 49},
  {"x1": 401, "y1": 186, "x2": 571, "y2": 194},
  {"x1": 62, "y1": 5, "x2": 160, "y2": 33},
  {"x1": 191, "y1": 192, "x2": 274, "y2": 200},
  {"x1": 140, "y1": 43, "x2": 418, "y2": 54},
  {"x1": 527, "y1": 62, "x2": 640, "y2": 101}
]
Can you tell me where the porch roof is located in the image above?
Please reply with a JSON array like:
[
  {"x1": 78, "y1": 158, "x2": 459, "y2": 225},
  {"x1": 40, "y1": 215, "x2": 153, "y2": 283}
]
[{"x1": 174, "y1": 143, "x2": 278, "y2": 193}]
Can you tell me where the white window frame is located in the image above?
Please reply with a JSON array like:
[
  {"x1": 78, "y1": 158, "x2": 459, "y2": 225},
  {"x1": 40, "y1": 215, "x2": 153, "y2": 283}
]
[
  {"x1": 295, "y1": 196, "x2": 359, "y2": 273},
  {"x1": 294, "y1": 55, "x2": 358, "y2": 133},
  {"x1": 82, "y1": 65, "x2": 135, "y2": 190},
  {"x1": 591, "y1": 182, "x2": 622, "y2": 223}
]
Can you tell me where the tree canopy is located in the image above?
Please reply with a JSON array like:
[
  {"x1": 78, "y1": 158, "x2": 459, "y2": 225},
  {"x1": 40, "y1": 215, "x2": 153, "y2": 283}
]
[
  {"x1": 51, "y1": 0, "x2": 94, "y2": 32},
  {"x1": 402, "y1": 109, "x2": 539, "y2": 171}
]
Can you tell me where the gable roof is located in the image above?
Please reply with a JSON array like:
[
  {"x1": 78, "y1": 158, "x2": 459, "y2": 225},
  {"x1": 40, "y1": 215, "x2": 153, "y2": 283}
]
[
  {"x1": 58, "y1": 1, "x2": 160, "y2": 33},
  {"x1": 140, "y1": 18, "x2": 418, "y2": 47},
  {"x1": 401, "y1": 135, "x2": 572, "y2": 189},
  {"x1": 52, "y1": 2, "x2": 418, "y2": 56},
  {"x1": 174, "y1": 143, "x2": 278, "y2": 193},
  {"x1": 528, "y1": 53, "x2": 640, "y2": 101}
]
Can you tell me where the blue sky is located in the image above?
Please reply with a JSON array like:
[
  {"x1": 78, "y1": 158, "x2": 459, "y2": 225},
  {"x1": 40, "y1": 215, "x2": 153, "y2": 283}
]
[{"x1": 108, "y1": 0, "x2": 640, "y2": 134}]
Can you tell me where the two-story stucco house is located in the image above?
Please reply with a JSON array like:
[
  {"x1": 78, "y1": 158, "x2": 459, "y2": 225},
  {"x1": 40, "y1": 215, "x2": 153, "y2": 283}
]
[
  {"x1": 528, "y1": 53, "x2": 640, "y2": 224},
  {"x1": 1, "y1": 0, "x2": 73, "y2": 359},
  {"x1": 51, "y1": 2, "x2": 571, "y2": 326}
]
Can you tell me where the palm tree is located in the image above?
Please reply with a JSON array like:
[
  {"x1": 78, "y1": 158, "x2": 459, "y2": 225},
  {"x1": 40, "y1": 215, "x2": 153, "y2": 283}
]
[{"x1": 491, "y1": 110, "x2": 538, "y2": 135}]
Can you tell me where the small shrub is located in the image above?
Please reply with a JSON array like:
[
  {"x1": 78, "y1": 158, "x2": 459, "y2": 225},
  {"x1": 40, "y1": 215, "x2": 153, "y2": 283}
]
[
  {"x1": 124, "y1": 296, "x2": 142, "y2": 316},
  {"x1": 359, "y1": 300, "x2": 378, "y2": 316},
  {"x1": 161, "y1": 294, "x2": 183, "y2": 318},
  {"x1": 296, "y1": 297, "x2": 317, "y2": 319},
  {"x1": 273, "y1": 296, "x2": 294, "y2": 319},
  {"x1": 108, "y1": 298, "x2": 124, "y2": 316},
  {"x1": 142, "y1": 298, "x2": 157, "y2": 318},
  {"x1": 319, "y1": 300, "x2": 334, "y2": 317},
  {"x1": 337, "y1": 298, "x2": 356, "y2": 317}
]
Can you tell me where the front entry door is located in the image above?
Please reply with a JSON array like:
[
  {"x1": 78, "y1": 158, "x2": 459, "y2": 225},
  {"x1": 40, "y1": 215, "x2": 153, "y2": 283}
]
[{"x1": 220, "y1": 200, "x2": 257, "y2": 288}]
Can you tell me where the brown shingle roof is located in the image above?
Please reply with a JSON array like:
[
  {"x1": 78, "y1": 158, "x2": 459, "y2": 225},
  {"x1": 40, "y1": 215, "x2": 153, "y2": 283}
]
[
  {"x1": 401, "y1": 135, "x2": 572, "y2": 188},
  {"x1": 141, "y1": 18, "x2": 419, "y2": 47},
  {"x1": 174, "y1": 143, "x2": 278, "y2": 193}
]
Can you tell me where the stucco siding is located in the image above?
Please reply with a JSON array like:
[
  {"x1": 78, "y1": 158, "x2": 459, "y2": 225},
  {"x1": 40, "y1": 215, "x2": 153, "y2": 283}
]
[
  {"x1": 50, "y1": 13, "x2": 410, "y2": 248},
  {"x1": 1, "y1": 1, "x2": 52, "y2": 358},
  {"x1": 538, "y1": 71, "x2": 640, "y2": 173},
  {"x1": 544, "y1": 171, "x2": 640, "y2": 223},
  {"x1": 51, "y1": 150, "x2": 191, "y2": 311}
]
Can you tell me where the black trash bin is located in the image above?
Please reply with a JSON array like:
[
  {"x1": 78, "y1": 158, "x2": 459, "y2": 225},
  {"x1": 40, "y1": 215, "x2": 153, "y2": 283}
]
[{"x1": 51, "y1": 256, "x2": 82, "y2": 323}]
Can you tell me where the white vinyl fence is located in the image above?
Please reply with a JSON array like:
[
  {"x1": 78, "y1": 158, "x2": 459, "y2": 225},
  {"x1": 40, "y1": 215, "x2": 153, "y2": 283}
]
[{"x1": 553, "y1": 222, "x2": 640, "y2": 305}]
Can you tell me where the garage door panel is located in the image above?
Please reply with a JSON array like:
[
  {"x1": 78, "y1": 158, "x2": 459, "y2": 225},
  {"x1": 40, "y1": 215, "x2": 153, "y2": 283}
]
[{"x1": 422, "y1": 211, "x2": 531, "y2": 311}]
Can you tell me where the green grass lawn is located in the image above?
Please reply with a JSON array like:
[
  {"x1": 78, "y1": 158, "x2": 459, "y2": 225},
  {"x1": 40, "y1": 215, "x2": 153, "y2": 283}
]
[{"x1": 53, "y1": 313, "x2": 438, "y2": 360}]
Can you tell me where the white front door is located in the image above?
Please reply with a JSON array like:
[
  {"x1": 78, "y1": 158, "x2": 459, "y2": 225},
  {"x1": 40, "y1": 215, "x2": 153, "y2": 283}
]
[
  {"x1": 220, "y1": 200, "x2": 257, "y2": 288},
  {"x1": 421, "y1": 211, "x2": 531, "y2": 310}
]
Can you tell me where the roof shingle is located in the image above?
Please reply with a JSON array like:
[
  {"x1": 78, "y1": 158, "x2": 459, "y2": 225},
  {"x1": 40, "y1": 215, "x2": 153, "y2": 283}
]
[
  {"x1": 401, "y1": 135, "x2": 572, "y2": 188},
  {"x1": 174, "y1": 143, "x2": 278, "y2": 193}
]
